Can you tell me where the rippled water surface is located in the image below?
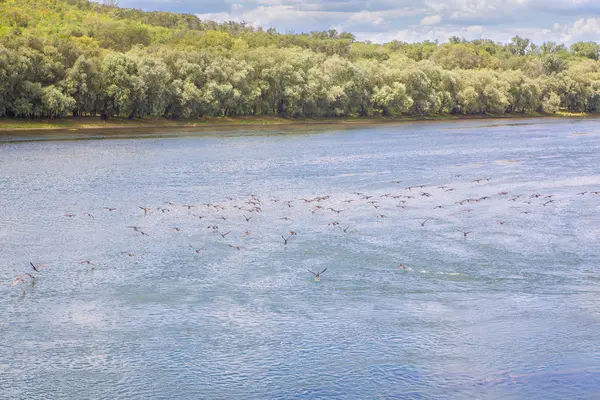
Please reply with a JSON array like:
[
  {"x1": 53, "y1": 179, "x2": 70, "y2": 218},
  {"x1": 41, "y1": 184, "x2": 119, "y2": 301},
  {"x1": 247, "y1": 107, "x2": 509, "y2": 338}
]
[{"x1": 2, "y1": 119, "x2": 600, "y2": 399}]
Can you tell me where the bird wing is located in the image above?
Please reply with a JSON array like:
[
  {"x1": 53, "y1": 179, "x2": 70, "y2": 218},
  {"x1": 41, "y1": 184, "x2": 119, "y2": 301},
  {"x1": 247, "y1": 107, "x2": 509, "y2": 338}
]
[
  {"x1": 307, "y1": 269, "x2": 316, "y2": 275},
  {"x1": 320, "y1": 268, "x2": 328, "y2": 274},
  {"x1": 11, "y1": 277, "x2": 24, "y2": 286}
]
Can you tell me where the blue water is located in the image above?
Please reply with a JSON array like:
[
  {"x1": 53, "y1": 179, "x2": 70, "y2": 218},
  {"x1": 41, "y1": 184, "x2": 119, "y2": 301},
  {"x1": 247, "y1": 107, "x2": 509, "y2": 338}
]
[{"x1": 1, "y1": 119, "x2": 600, "y2": 399}]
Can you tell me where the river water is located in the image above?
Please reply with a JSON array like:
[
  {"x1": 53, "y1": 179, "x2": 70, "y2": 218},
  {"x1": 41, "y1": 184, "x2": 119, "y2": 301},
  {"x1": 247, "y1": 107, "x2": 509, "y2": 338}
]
[{"x1": 1, "y1": 118, "x2": 600, "y2": 399}]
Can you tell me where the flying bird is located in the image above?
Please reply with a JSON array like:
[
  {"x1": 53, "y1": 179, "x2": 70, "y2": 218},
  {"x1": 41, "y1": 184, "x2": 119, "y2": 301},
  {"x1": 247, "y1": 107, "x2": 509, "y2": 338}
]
[
  {"x1": 139, "y1": 206, "x2": 151, "y2": 215},
  {"x1": 11, "y1": 273, "x2": 35, "y2": 287},
  {"x1": 457, "y1": 230, "x2": 473, "y2": 239},
  {"x1": 307, "y1": 268, "x2": 327, "y2": 282},
  {"x1": 281, "y1": 234, "x2": 294, "y2": 245},
  {"x1": 30, "y1": 262, "x2": 45, "y2": 272},
  {"x1": 189, "y1": 244, "x2": 205, "y2": 254}
]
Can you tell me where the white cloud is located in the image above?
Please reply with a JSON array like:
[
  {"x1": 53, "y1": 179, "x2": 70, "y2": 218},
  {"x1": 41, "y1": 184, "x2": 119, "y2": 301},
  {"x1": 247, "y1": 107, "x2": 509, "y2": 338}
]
[
  {"x1": 552, "y1": 18, "x2": 600, "y2": 42},
  {"x1": 420, "y1": 15, "x2": 441, "y2": 25},
  {"x1": 188, "y1": 0, "x2": 600, "y2": 44},
  {"x1": 197, "y1": 3, "x2": 424, "y2": 31}
]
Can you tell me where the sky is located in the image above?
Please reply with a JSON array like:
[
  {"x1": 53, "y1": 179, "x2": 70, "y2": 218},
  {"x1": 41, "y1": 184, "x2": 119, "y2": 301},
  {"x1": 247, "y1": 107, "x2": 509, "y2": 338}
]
[{"x1": 115, "y1": 0, "x2": 600, "y2": 44}]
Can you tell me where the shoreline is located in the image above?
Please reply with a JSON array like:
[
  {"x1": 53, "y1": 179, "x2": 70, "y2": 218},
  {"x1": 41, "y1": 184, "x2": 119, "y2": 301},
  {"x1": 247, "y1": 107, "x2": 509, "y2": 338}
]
[{"x1": 0, "y1": 112, "x2": 594, "y2": 133}]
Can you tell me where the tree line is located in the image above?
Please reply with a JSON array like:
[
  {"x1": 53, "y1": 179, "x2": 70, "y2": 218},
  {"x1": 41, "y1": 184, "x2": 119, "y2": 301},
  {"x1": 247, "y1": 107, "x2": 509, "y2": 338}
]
[{"x1": 1, "y1": 0, "x2": 600, "y2": 119}]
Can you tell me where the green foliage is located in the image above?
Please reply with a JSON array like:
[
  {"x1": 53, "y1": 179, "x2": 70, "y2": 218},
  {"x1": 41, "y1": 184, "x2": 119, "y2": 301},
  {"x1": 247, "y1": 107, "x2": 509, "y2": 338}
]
[
  {"x1": 542, "y1": 54, "x2": 568, "y2": 75},
  {"x1": 570, "y1": 41, "x2": 600, "y2": 60},
  {"x1": 1, "y1": 0, "x2": 600, "y2": 119}
]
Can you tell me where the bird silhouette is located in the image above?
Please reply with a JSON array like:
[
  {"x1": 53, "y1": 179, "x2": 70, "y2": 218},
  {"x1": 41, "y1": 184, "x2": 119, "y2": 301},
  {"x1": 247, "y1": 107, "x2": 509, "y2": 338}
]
[
  {"x1": 457, "y1": 230, "x2": 472, "y2": 239},
  {"x1": 308, "y1": 268, "x2": 327, "y2": 281},
  {"x1": 30, "y1": 262, "x2": 45, "y2": 272},
  {"x1": 139, "y1": 207, "x2": 151, "y2": 215},
  {"x1": 189, "y1": 244, "x2": 205, "y2": 254}
]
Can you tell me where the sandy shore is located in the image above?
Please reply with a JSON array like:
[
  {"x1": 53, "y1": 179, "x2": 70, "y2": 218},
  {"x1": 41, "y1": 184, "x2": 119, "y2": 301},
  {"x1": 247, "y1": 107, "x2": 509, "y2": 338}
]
[{"x1": 0, "y1": 113, "x2": 592, "y2": 133}]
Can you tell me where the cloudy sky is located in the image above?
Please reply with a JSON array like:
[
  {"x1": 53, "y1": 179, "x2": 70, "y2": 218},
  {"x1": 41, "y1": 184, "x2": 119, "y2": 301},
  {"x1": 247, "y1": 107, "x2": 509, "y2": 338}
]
[{"x1": 117, "y1": 0, "x2": 600, "y2": 44}]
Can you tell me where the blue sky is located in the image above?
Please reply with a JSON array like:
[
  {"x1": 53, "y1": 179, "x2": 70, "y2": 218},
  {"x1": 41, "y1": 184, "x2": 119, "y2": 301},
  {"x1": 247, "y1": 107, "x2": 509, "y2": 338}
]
[{"x1": 117, "y1": 0, "x2": 600, "y2": 44}]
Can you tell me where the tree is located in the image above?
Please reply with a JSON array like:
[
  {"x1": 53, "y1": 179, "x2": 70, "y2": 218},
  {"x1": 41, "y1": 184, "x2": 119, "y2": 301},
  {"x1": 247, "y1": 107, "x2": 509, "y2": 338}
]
[
  {"x1": 541, "y1": 92, "x2": 560, "y2": 113},
  {"x1": 542, "y1": 54, "x2": 568, "y2": 75},
  {"x1": 41, "y1": 85, "x2": 76, "y2": 117},
  {"x1": 372, "y1": 83, "x2": 412, "y2": 116},
  {"x1": 508, "y1": 36, "x2": 532, "y2": 56},
  {"x1": 64, "y1": 55, "x2": 99, "y2": 115},
  {"x1": 99, "y1": 52, "x2": 142, "y2": 117}
]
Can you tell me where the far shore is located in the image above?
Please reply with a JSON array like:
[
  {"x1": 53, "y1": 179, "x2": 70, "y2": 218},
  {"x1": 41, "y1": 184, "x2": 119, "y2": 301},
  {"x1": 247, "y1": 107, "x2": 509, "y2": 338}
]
[{"x1": 0, "y1": 112, "x2": 595, "y2": 133}]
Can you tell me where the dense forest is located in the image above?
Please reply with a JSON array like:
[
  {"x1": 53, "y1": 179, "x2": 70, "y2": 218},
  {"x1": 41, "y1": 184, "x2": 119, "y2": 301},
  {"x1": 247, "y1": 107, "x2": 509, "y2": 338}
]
[{"x1": 2, "y1": 0, "x2": 600, "y2": 119}]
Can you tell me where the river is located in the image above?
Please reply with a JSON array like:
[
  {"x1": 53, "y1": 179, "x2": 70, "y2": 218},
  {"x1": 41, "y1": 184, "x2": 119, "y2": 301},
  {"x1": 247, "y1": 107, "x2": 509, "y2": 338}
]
[{"x1": 1, "y1": 118, "x2": 600, "y2": 399}]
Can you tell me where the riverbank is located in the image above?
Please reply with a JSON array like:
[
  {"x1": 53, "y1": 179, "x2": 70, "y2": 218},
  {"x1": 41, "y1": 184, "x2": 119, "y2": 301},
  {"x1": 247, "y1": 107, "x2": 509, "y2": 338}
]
[{"x1": 0, "y1": 112, "x2": 591, "y2": 132}]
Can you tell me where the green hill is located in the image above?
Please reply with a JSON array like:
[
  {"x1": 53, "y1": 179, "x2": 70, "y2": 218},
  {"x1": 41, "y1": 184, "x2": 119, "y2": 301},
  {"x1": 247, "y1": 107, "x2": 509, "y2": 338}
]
[{"x1": 1, "y1": 0, "x2": 600, "y2": 119}]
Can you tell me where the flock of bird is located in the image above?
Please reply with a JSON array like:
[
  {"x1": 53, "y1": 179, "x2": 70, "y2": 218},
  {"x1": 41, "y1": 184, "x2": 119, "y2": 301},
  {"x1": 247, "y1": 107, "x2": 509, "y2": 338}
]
[{"x1": 10, "y1": 173, "x2": 600, "y2": 292}]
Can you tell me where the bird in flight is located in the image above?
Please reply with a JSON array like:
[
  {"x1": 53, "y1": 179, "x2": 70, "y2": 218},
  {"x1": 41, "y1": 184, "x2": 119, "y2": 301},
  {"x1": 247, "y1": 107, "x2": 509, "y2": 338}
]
[
  {"x1": 11, "y1": 273, "x2": 36, "y2": 287},
  {"x1": 78, "y1": 260, "x2": 95, "y2": 265},
  {"x1": 457, "y1": 230, "x2": 473, "y2": 239},
  {"x1": 104, "y1": 207, "x2": 116, "y2": 212},
  {"x1": 281, "y1": 234, "x2": 294, "y2": 245},
  {"x1": 307, "y1": 268, "x2": 327, "y2": 282},
  {"x1": 139, "y1": 206, "x2": 151, "y2": 215},
  {"x1": 281, "y1": 231, "x2": 297, "y2": 245},
  {"x1": 189, "y1": 244, "x2": 205, "y2": 254},
  {"x1": 419, "y1": 219, "x2": 429, "y2": 227},
  {"x1": 30, "y1": 262, "x2": 45, "y2": 272}
]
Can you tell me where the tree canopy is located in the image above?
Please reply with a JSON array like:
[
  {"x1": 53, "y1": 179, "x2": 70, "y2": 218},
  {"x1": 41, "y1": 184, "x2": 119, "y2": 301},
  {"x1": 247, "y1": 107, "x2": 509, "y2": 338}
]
[{"x1": 1, "y1": 0, "x2": 600, "y2": 118}]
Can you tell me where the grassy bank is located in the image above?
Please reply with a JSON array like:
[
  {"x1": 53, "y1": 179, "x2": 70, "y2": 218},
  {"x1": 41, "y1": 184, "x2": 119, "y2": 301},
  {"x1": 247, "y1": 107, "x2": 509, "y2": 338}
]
[{"x1": 0, "y1": 112, "x2": 590, "y2": 132}]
